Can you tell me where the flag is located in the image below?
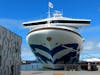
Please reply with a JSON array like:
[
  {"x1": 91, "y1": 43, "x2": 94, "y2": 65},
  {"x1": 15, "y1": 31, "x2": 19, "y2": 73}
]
[{"x1": 48, "y1": 2, "x2": 53, "y2": 8}]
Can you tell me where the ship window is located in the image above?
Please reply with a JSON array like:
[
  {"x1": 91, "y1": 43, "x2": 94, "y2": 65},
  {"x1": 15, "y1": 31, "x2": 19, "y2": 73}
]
[
  {"x1": 24, "y1": 21, "x2": 47, "y2": 26},
  {"x1": 51, "y1": 20, "x2": 90, "y2": 24}
]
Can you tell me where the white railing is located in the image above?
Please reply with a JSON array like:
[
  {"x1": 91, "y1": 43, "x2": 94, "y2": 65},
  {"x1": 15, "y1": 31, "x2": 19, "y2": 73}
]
[{"x1": 21, "y1": 63, "x2": 99, "y2": 71}]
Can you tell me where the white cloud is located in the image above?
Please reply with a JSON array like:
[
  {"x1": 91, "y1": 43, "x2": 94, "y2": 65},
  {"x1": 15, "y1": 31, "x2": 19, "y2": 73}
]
[
  {"x1": 83, "y1": 41, "x2": 100, "y2": 50},
  {"x1": 79, "y1": 26, "x2": 100, "y2": 33},
  {"x1": 83, "y1": 41, "x2": 94, "y2": 50},
  {"x1": 96, "y1": 43, "x2": 100, "y2": 48},
  {"x1": 21, "y1": 50, "x2": 34, "y2": 56},
  {"x1": 21, "y1": 45, "x2": 36, "y2": 60}
]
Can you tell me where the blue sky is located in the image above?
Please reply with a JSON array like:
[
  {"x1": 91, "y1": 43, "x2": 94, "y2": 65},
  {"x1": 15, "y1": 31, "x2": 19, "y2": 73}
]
[{"x1": 0, "y1": 0, "x2": 100, "y2": 60}]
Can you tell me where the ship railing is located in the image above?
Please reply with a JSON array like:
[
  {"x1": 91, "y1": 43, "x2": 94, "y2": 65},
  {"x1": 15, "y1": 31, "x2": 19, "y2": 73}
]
[
  {"x1": 21, "y1": 63, "x2": 99, "y2": 71},
  {"x1": 43, "y1": 64, "x2": 81, "y2": 71}
]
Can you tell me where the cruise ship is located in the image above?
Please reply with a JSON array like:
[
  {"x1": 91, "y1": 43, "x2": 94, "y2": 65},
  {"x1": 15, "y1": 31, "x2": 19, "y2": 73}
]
[{"x1": 23, "y1": 6, "x2": 91, "y2": 69}]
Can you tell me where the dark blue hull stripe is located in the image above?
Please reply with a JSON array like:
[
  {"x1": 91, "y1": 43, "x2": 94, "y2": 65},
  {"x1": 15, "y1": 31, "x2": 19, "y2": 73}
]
[
  {"x1": 30, "y1": 43, "x2": 79, "y2": 64},
  {"x1": 30, "y1": 43, "x2": 78, "y2": 56},
  {"x1": 54, "y1": 52, "x2": 78, "y2": 64},
  {"x1": 35, "y1": 53, "x2": 52, "y2": 63},
  {"x1": 30, "y1": 44, "x2": 50, "y2": 54}
]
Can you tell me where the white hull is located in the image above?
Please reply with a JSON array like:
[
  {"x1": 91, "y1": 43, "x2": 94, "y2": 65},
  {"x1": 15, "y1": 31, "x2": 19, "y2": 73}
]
[{"x1": 27, "y1": 27, "x2": 83, "y2": 68}]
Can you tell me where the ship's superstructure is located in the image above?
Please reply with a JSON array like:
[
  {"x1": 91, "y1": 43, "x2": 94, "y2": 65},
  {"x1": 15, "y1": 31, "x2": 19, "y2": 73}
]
[{"x1": 23, "y1": 8, "x2": 91, "y2": 69}]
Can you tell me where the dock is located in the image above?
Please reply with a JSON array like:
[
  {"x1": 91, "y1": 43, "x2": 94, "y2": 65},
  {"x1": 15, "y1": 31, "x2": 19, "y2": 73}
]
[{"x1": 21, "y1": 71, "x2": 100, "y2": 75}]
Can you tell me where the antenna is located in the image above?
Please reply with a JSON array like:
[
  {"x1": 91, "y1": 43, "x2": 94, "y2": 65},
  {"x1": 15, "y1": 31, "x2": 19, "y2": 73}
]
[
  {"x1": 48, "y1": 6, "x2": 50, "y2": 18},
  {"x1": 48, "y1": 2, "x2": 53, "y2": 18}
]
